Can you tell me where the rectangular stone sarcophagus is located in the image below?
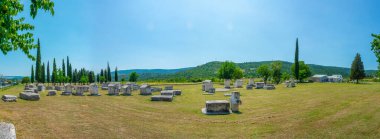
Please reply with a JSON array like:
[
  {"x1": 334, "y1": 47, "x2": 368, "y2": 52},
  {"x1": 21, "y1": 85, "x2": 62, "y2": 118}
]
[
  {"x1": 234, "y1": 79, "x2": 243, "y2": 88},
  {"x1": 122, "y1": 85, "x2": 132, "y2": 96},
  {"x1": 151, "y1": 95, "x2": 173, "y2": 102},
  {"x1": 140, "y1": 84, "x2": 152, "y2": 95},
  {"x1": 202, "y1": 100, "x2": 231, "y2": 115},
  {"x1": 202, "y1": 80, "x2": 214, "y2": 92},
  {"x1": 108, "y1": 84, "x2": 120, "y2": 95},
  {"x1": 20, "y1": 92, "x2": 40, "y2": 101},
  {"x1": 255, "y1": 82, "x2": 265, "y2": 89}
]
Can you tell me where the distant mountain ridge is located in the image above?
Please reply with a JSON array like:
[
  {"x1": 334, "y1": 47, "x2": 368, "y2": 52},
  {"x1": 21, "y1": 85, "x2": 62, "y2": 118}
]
[{"x1": 115, "y1": 61, "x2": 377, "y2": 81}]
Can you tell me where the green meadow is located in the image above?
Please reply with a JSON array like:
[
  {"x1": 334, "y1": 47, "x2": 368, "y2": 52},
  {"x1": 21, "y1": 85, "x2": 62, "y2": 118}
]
[{"x1": 1, "y1": 82, "x2": 380, "y2": 138}]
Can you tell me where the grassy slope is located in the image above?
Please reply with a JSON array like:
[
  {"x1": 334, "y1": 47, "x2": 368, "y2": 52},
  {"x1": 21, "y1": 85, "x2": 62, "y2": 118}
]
[{"x1": 1, "y1": 83, "x2": 380, "y2": 138}]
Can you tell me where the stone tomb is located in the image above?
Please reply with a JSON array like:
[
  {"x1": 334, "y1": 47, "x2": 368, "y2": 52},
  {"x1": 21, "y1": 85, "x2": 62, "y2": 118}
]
[
  {"x1": 0, "y1": 122, "x2": 16, "y2": 139},
  {"x1": 46, "y1": 86, "x2": 54, "y2": 90},
  {"x1": 62, "y1": 85, "x2": 74, "y2": 96},
  {"x1": 108, "y1": 84, "x2": 120, "y2": 95},
  {"x1": 121, "y1": 85, "x2": 132, "y2": 96},
  {"x1": 248, "y1": 78, "x2": 255, "y2": 86},
  {"x1": 55, "y1": 86, "x2": 64, "y2": 91},
  {"x1": 164, "y1": 85, "x2": 173, "y2": 90},
  {"x1": 101, "y1": 83, "x2": 109, "y2": 90},
  {"x1": 37, "y1": 84, "x2": 45, "y2": 91},
  {"x1": 234, "y1": 79, "x2": 243, "y2": 88},
  {"x1": 151, "y1": 95, "x2": 173, "y2": 102},
  {"x1": 230, "y1": 91, "x2": 242, "y2": 112},
  {"x1": 74, "y1": 86, "x2": 87, "y2": 96},
  {"x1": 160, "y1": 90, "x2": 174, "y2": 96},
  {"x1": 20, "y1": 92, "x2": 40, "y2": 101},
  {"x1": 264, "y1": 84, "x2": 276, "y2": 90},
  {"x1": 285, "y1": 81, "x2": 296, "y2": 88},
  {"x1": 151, "y1": 87, "x2": 162, "y2": 92},
  {"x1": 2, "y1": 95, "x2": 17, "y2": 102},
  {"x1": 202, "y1": 80, "x2": 214, "y2": 92},
  {"x1": 202, "y1": 100, "x2": 231, "y2": 115},
  {"x1": 89, "y1": 84, "x2": 100, "y2": 96},
  {"x1": 246, "y1": 84, "x2": 253, "y2": 90},
  {"x1": 140, "y1": 84, "x2": 152, "y2": 95},
  {"x1": 255, "y1": 82, "x2": 265, "y2": 89},
  {"x1": 224, "y1": 79, "x2": 231, "y2": 89},
  {"x1": 47, "y1": 90, "x2": 57, "y2": 96}
]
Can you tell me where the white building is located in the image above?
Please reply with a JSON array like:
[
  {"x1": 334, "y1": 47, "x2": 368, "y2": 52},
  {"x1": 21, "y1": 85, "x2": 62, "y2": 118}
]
[{"x1": 328, "y1": 75, "x2": 343, "y2": 83}]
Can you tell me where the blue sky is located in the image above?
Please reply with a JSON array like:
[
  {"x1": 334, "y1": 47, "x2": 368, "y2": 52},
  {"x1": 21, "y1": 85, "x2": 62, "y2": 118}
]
[{"x1": 1, "y1": 0, "x2": 380, "y2": 76}]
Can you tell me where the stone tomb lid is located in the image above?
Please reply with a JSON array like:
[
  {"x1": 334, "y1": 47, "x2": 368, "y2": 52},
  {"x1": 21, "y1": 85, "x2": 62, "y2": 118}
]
[{"x1": 206, "y1": 100, "x2": 229, "y2": 104}]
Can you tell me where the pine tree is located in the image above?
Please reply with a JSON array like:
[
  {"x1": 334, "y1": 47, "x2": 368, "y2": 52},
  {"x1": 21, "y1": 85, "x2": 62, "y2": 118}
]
[
  {"x1": 35, "y1": 39, "x2": 41, "y2": 82},
  {"x1": 96, "y1": 74, "x2": 100, "y2": 83},
  {"x1": 31, "y1": 65, "x2": 34, "y2": 83},
  {"x1": 294, "y1": 38, "x2": 300, "y2": 80},
  {"x1": 107, "y1": 62, "x2": 111, "y2": 81},
  {"x1": 350, "y1": 53, "x2": 365, "y2": 84},
  {"x1": 42, "y1": 63, "x2": 45, "y2": 83},
  {"x1": 115, "y1": 67, "x2": 118, "y2": 82},
  {"x1": 62, "y1": 59, "x2": 66, "y2": 78},
  {"x1": 47, "y1": 61, "x2": 50, "y2": 83}
]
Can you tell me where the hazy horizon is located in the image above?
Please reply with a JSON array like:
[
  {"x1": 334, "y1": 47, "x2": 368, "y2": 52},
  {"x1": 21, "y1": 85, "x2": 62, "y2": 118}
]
[{"x1": 1, "y1": 0, "x2": 380, "y2": 76}]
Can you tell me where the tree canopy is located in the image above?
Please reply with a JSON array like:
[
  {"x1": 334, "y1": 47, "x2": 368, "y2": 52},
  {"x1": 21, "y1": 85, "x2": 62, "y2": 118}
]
[
  {"x1": 217, "y1": 61, "x2": 243, "y2": 80},
  {"x1": 257, "y1": 64, "x2": 271, "y2": 84},
  {"x1": 291, "y1": 61, "x2": 311, "y2": 82},
  {"x1": 350, "y1": 53, "x2": 365, "y2": 84},
  {"x1": 1, "y1": 0, "x2": 54, "y2": 60}
]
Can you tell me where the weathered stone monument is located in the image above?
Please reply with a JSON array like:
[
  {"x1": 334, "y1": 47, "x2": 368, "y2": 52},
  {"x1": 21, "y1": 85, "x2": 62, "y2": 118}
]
[
  {"x1": 151, "y1": 87, "x2": 162, "y2": 92},
  {"x1": 161, "y1": 90, "x2": 174, "y2": 96},
  {"x1": 234, "y1": 79, "x2": 243, "y2": 88},
  {"x1": 202, "y1": 80, "x2": 214, "y2": 92},
  {"x1": 89, "y1": 84, "x2": 100, "y2": 96},
  {"x1": 2, "y1": 95, "x2": 17, "y2": 102},
  {"x1": 47, "y1": 90, "x2": 57, "y2": 96},
  {"x1": 248, "y1": 78, "x2": 255, "y2": 86},
  {"x1": 151, "y1": 95, "x2": 173, "y2": 102},
  {"x1": 101, "y1": 83, "x2": 109, "y2": 90},
  {"x1": 55, "y1": 86, "x2": 64, "y2": 91},
  {"x1": 285, "y1": 80, "x2": 296, "y2": 88},
  {"x1": 46, "y1": 86, "x2": 54, "y2": 90},
  {"x1": 62, "y1": 84, "x2": 73, "y2": 96},
  {"x1": 255, "y1": 82, "x2": 265, "y2": 89},
  {"x1": 164, "y1": 85, "x2": 173, "y2": 90},
  {"x1": 202, "y1": 100, "x2": 231, "y2": 115},
  {"x1": 140, "y1": 84, "x2": 152, "y2": 95},
  {"x1": 122, "y1": 85, "x2": 132, "y2": 96},
  {"x1": 20, "y1": 92, "x2": 40, "y2": 101},
  {"x1": 74, "y1": 86, "x2": 86, "y2": 96},
  {"x1": 230, "y1": 91, "x2": 242, "y2": 112},
  {"x1": 108, "y1": 84, "x2": 120, "y2": 95},
  {"x1": 0, "y1": 122, "x2": 16, "y2": 139},
  {"x1": 224, "y1": 79, "x2": 231, "y2": 88},
  {"x1": 264, "y1": 84, "x2": 276, "y2": 90},
  {"x1": 37, "y1": 83, "x2": 45, "y2": 91},
  {"x1": 246, "y1": 85, "x2": 253, "y2": 90}
]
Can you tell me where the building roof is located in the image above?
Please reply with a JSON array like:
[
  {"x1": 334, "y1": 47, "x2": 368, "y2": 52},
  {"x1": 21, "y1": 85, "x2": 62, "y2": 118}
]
[{"x1": 312, "y1": 75, "x2": 328, "y2": 78}]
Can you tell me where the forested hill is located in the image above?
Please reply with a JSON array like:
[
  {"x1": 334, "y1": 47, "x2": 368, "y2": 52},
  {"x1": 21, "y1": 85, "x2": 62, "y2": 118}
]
[{"x1": 115, "y1": 61, "x2": 377, "y2": 81}]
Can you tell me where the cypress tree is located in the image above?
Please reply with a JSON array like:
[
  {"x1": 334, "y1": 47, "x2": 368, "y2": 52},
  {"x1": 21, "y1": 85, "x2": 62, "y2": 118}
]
[
  {"x1": 52, "y1": 58, "x2": 57, "y2": 84},
  {"x1": 47, "y1": 61, "x2": 50, "y2": 83},
  {"x1": 115, "y1": 67, "x2": 118, "y2": 82},
  {"x1": 35, "y1": 39, "x2": 41, "y2": 82},
  {"x1": 31, "y1": 65, "x2": 34, "y2": 83},
  {"x1": 100, "y1": 69, "x2": 104, "y2": 77},
  {"x1": 62, "y1": 59, "x2": 66, "y2": 77},
  {"x1": 350, "y1": 53, "x2": 366, "y2": 84},
  {"x1": 42, "y1": 63, "x2": 45, "y2": 83},
  {"x1": 104, "y1": 69, "x2": 108, "y2": 82},
  {"x1": 107, "y1": 62, "x2": 111, "y2": 81},
  {"x1": 96, "y1": 74, "x2": 100, "y2": 83},
  {"x1": 294, "y1": 38, "x2": 300, "y2": 80}
]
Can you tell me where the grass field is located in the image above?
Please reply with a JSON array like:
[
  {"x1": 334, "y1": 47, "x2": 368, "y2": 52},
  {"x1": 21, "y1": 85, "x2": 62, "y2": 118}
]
[{"x1": 1, "y1": 82, "x2": 380, "y2": 138}]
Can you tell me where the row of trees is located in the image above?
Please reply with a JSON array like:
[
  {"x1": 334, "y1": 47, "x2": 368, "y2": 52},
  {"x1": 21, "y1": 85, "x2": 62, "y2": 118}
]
[{"x1": 217, "y1": 38, "x2": 312, "y2": 84}]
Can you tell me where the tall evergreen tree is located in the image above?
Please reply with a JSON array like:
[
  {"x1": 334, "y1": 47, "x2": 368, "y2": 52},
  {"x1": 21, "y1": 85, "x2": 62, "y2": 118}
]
[
  {"x1": 350, "y1": 53, "x2": 365, "y2": 84},
  {"x1": 107, "y1": 62, "x2": 111, "y2": 81},
  {"x1": 294, "y1": 38, "x2": 300, "y2": 80},
  {"x1": 31, "y1": 65, "x2": 34, "y2": 83},
  {"x1": 104, "y1": 69, "x2": 108, "y2": 82},
  {"x1": 35, "y1": 39, "x2": 42, "y2": 82},
  {"x1": 69, "y1": 63, "x2": 73, "y2": 82},
  {"x1": 42, "y1": 63, "x2": 45, "y2": 83},
  {"x1": 62, "y1": 59, "x2": 66, "y2": 77},
  {"x1": 115, "y1": 67, "x2": 118, "y2": 81},
  {"x1": 52, "y1": 58, "x2": 57, "y2": 84},
  {"x1": 47, "y1": 61, "x2": 50, "y2": 83},
  {"x1": 100, "y1": 69, "x2": 104, "y2": 77},
  {"x1": 96, "y1": 74, "x2": 100, "y2": 83}
]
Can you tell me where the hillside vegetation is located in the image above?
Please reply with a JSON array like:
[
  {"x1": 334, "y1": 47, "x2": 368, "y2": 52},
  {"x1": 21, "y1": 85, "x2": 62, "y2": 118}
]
[{"x1": 115, "y1": 61, "x2": 377, "y2": 81}]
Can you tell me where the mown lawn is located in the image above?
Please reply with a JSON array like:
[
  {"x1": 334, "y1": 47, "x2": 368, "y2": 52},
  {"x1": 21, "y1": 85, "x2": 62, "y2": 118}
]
[{"x1": 1, "y1": 82, "x2": 380, "y2": 138}]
